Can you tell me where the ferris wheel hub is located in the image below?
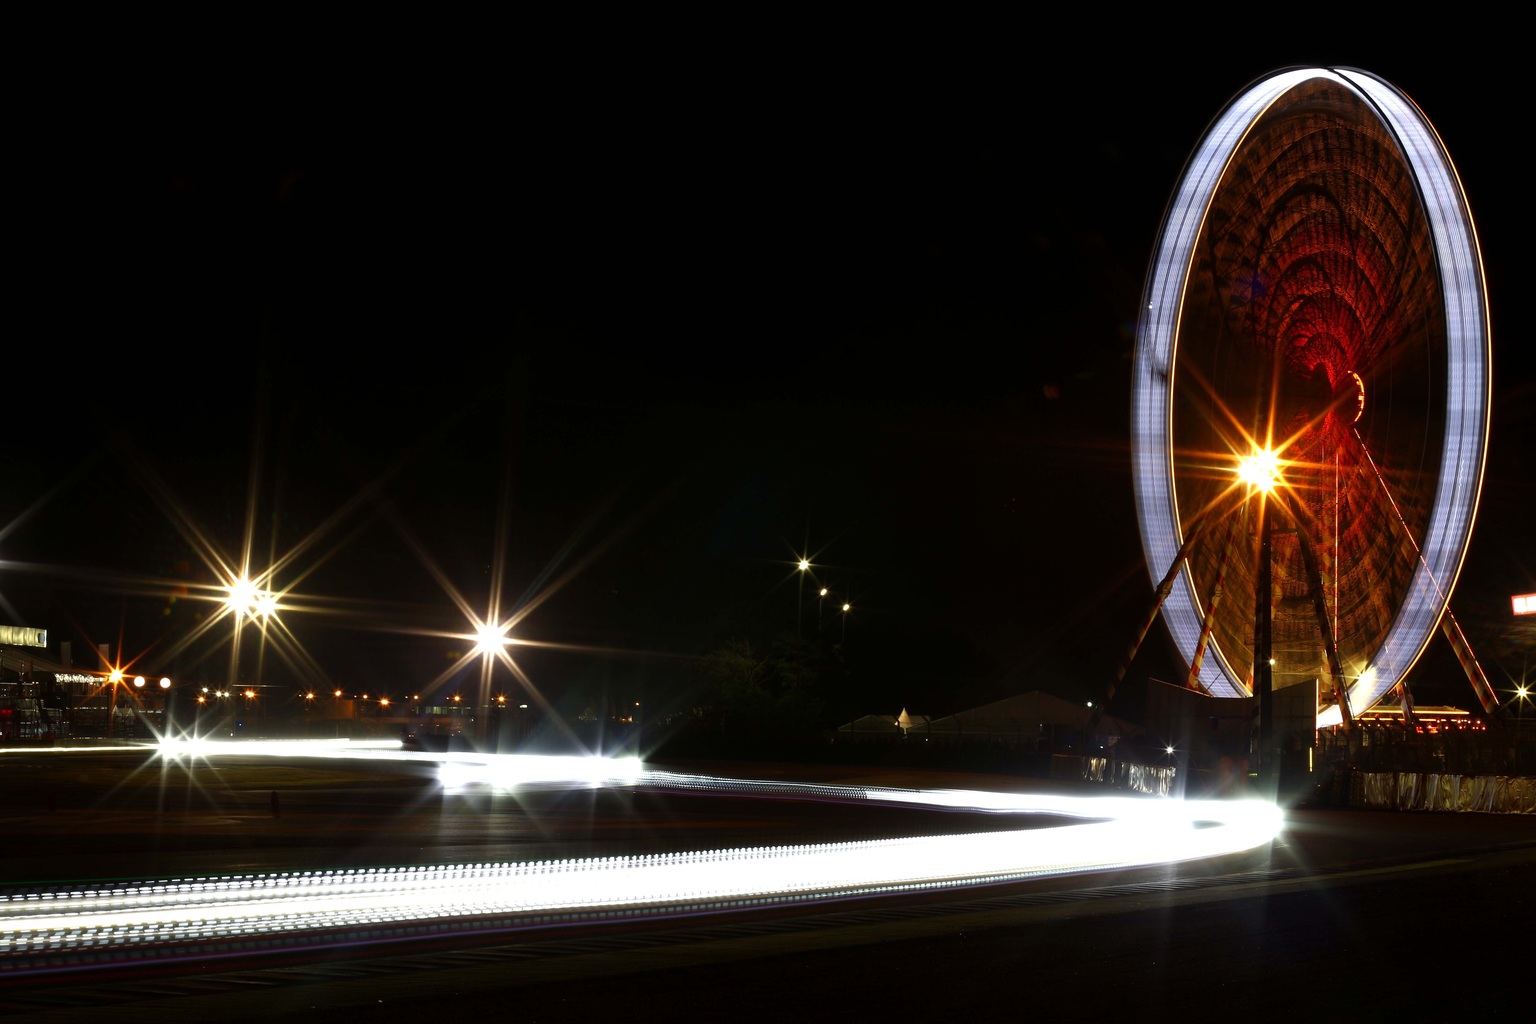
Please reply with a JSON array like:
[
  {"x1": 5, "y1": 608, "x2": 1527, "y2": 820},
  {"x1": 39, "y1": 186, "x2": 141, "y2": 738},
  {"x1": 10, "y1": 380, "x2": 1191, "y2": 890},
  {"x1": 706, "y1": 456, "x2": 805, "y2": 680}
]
[{"x1": 1341, "y1": 371, "x2": 1365, "y2": 423}]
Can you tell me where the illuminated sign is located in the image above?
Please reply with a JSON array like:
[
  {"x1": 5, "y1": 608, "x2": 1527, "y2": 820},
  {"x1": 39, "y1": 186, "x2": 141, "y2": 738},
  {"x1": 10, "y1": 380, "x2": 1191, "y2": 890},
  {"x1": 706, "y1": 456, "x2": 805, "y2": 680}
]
[{"x1": 1514, "y1": 593, "x2": 1536, "y2": 616}]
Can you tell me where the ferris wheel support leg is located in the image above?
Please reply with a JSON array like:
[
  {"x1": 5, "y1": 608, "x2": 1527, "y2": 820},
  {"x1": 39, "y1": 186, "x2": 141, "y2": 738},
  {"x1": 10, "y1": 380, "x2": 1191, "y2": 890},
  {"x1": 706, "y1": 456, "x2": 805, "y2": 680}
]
[
  {"x1": 1439, "y1": 610, "x2": 1503, "y2": 718},
  {"x1": 1187, "y1": 504, "x2": 1248, "y2": 693},
  {"x1": 1286, "y1": 498, "x2": 1356, "y2": 735},
  {"x1": 1086, "y1": 510, "x2": 1219, "y2": 748},
  {"x1": 1349, "y1": 429, "x2": 1500, "y2": 719}
]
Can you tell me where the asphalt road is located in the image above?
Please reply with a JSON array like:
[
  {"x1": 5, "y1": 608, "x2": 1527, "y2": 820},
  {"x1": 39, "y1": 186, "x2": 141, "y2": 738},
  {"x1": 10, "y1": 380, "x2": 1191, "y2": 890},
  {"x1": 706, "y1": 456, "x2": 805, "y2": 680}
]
[{"x1": 4, "y1": 749, "x2": 1534, "y2": 1022}]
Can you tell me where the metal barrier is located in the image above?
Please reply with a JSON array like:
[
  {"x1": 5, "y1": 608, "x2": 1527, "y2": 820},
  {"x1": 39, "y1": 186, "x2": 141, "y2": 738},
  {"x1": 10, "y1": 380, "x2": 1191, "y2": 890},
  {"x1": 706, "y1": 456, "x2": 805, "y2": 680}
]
[{"x1": 1350, "y1": 772, "x2": 1536, "y2": 813}]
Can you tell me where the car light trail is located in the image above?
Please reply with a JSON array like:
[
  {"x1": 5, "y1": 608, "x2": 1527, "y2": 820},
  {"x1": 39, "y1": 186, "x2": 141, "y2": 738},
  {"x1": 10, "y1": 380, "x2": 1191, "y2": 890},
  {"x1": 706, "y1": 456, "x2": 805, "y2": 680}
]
[{"x1": 0, "y1": 743, "x2": 1282, "y2": 961}]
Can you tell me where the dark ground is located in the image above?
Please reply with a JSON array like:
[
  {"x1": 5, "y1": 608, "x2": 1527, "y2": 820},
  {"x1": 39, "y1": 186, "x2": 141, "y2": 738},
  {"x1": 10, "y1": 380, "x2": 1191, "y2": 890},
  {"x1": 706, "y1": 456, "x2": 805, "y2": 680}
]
[{"x1": 3, "y1": 749, "x2": 1535, "y2": 1022}]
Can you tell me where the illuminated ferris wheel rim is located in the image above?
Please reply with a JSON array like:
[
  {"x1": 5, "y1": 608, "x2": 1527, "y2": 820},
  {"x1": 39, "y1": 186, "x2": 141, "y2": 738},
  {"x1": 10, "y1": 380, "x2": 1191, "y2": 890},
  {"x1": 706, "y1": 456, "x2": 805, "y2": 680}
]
[{"x1": 1130, "y1": 66, "x2": 1491, "y2": 714}]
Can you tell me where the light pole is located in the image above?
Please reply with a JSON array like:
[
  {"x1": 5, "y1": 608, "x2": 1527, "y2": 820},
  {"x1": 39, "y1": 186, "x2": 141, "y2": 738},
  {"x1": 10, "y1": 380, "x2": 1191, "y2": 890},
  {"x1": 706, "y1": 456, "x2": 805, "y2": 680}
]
[
  {"x1": 841, "y1": 600, "x2": 851, "y2": 645},
  {"x1": 797, "y1": 559, "x2": 810, "y2": 640},
  {"x1": 145, "y1": 675, "x2": 171, "y2": 730},
  {"x1": 818, "y1": 587, "x2": 828, "y2": 632},
  {"x1": 106, "y1": 669, "x2": 123, "y2": 739},
  {"x1": 1238, "y1": 446, "x2": 1281, "y2": 795},
  {"x1": 1518, "y1": 683, "x2": 1529, "y2": 737},
  {"x1": 473, "y1": 621, "x2": 515, "y2": 750}
]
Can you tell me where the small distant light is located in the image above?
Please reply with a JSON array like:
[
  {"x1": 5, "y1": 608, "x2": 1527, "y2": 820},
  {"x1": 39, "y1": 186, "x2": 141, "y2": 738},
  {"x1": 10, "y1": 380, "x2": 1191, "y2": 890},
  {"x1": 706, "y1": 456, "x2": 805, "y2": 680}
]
[{"x1": 159, "y1": 677, "x2": 171, "y2": 689}]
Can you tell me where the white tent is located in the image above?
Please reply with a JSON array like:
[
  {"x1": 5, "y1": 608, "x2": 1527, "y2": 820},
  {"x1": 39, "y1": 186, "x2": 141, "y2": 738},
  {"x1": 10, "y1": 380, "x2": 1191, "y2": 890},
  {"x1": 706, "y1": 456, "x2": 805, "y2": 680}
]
[{"x1": 837, "y1": 709, "x2": 932, "y2": 734}]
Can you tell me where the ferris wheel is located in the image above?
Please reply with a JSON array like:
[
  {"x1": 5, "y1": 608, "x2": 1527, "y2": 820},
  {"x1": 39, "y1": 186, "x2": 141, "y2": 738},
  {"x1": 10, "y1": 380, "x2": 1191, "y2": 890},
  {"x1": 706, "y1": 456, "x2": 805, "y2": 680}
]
[{"x1": 1129, "y1": 67, "x2": 1495, "y2": 726}]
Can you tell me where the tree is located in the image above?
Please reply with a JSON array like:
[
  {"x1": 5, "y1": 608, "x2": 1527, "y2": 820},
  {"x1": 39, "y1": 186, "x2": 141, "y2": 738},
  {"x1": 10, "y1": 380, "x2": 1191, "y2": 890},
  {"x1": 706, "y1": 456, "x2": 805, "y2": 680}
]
[{"x1": 688, "y1": 634, "x2": 828, "y2": 756}]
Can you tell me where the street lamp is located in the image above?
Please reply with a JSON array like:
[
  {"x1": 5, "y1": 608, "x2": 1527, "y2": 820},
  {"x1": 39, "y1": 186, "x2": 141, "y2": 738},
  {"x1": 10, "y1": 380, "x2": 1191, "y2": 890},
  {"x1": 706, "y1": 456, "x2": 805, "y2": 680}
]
[
  {"x1": 841, "y1": 601, "x2": 851, "y2": 645},
  {"x1": 225, "y1": 577, "x2": 278, "y2": 619},
  {"x1": 819, "y1": 587, "x2": 828, "y2": 632}
]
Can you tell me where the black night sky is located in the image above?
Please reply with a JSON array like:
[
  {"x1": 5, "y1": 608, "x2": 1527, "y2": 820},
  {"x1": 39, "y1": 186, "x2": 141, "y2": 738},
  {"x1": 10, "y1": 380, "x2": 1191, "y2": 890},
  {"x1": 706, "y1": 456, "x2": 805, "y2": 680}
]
[{"x1": 5, "y1": 50, "x2": 1531, "y2": 726}]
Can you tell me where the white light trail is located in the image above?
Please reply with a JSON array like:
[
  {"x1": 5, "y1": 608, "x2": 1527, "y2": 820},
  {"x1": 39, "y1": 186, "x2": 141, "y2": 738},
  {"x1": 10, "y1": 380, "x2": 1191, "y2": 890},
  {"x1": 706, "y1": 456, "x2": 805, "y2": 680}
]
[{"x1": 0, "y1": 745, "x2": 1283, "y2": 956}]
